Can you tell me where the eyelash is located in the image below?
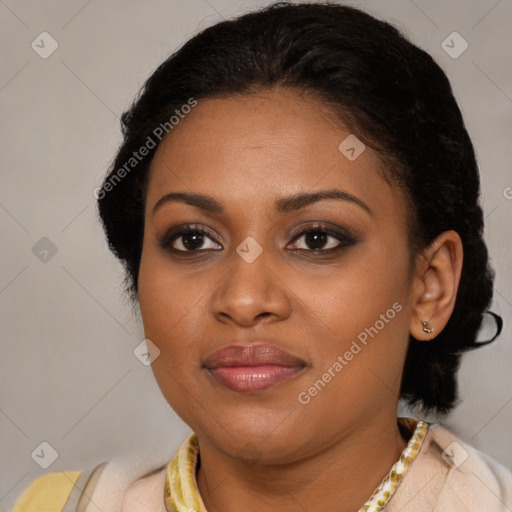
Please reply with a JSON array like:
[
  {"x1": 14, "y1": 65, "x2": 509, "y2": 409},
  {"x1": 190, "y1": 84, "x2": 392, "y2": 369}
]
[{"x1": 156, "y1": 223, "x2": 357, "y2": 256}]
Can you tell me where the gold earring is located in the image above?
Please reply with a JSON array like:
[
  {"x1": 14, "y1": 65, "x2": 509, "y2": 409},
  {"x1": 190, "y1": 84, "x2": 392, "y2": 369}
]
[{"x1": 422, "y1": 320, "x2": 434, "y2": 335}]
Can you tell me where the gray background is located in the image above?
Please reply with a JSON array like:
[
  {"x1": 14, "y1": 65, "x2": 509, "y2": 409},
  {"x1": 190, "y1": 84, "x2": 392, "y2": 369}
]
[{"x1": 1, "y1": 0, "x2": 511, "y2": 509}]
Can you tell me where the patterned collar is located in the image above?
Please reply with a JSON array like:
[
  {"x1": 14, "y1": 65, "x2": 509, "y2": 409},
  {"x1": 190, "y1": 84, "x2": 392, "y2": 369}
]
[{"x1": 165, "y1": 417, "x2": 429, "y2": 512}]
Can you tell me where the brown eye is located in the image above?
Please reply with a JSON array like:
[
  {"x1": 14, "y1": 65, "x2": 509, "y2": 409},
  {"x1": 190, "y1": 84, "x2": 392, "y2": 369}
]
[
  {"x1": 158, "y1": 225, "x2": 222, "y2": 253},
  {"x1": 288, "y1": 225, "x2": 356, "y2": 253}
]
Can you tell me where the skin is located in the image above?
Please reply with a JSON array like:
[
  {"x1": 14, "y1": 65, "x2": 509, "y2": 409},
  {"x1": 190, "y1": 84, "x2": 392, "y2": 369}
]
[{"x1": 137, "y1": 88, "x2": 463, "y2": 512}]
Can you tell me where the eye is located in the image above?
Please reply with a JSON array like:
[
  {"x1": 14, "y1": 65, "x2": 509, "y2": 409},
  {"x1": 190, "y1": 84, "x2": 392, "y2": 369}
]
[
  {"x1": 288, "y1": 224, "x2": 356, "y2": 253},
  {"x1": 157, "y1": 224, "x2": 222, "y2": 252},
  {"x1": 157, "y1": 222, "x2": 357, "y2": 255}
]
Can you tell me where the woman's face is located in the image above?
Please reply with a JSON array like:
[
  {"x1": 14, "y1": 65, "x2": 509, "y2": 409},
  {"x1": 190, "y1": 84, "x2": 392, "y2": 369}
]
[{"x1": 138, "y1": 88, "x2": 416, "y2": 463}]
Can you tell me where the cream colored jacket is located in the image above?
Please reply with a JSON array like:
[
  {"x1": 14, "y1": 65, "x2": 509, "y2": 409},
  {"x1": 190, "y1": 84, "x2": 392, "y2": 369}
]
[{"x1": 11, "y1": 423, "x2": 512, "y2": 512}]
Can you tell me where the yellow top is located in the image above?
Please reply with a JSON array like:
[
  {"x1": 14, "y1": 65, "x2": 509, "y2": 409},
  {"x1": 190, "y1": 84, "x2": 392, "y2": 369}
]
[
  {"x1": 165, "y1": 417, "x2": 429, "y2": 512},
  {"x1": 10, "y1": 471, "x2": 82, "y2": 512}
]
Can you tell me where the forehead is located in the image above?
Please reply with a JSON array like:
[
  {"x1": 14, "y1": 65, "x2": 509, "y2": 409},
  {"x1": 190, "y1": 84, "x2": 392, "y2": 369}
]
[{"x1": 145, "y1": 88, "x2": 402, "y2": 219}]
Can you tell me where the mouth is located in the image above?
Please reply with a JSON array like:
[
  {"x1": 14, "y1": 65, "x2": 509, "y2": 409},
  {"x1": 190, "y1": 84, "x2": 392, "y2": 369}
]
[{"x1": 203, "y1": 343, "x2": 307, "y2": 393}]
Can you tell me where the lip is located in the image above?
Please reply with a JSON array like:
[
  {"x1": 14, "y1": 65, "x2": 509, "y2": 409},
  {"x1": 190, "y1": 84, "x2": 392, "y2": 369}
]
[{"x1": 203, "y1": 343, "x2": 306, "y2": 393}]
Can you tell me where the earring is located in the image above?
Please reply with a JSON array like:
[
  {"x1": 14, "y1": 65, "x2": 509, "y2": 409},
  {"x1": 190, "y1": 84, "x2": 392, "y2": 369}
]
[{"x1": 422, "y1": 321, "x2": 434, "y2": 335}]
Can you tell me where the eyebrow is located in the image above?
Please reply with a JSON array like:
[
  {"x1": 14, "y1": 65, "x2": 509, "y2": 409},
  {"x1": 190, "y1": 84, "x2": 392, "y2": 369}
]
[{"x1": 152, "y1": 188, "x2": 373, "y2": 217}]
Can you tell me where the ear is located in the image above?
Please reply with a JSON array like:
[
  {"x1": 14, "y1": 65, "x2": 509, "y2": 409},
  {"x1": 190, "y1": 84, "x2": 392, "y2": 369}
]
[{"x1": 410, "y1": 230, "x2": 463, "y2": 341}]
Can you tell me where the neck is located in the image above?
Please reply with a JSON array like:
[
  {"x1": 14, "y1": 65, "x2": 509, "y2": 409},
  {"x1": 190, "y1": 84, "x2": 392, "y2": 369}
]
[{"x1": 196, "y1": 412, "x2": 409, "y2": 512}]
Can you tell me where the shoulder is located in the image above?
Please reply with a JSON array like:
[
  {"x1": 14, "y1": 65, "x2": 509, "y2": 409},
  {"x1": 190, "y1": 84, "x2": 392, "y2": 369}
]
[
  {"x1": 11, "y1": 444, "x2": 175, "y2": 512},
  {"x1": 11, "y1": 470, "x2": 83, "y2": 512},
  {"x1": 393, "y1": 421, "x2": 512, "y2": 512},
  {"x1": 11, "y1": 448, "x2": 172, "y2": 512},
  {"x1": 10, "y1": 461, "x2": 110, "y2": 512},
  {"x1": 430, "y1": 424, "x2": 512, "y2": 490},
  {"x1": 10, "y1": 454, "x2": 167, "y2": 512}
]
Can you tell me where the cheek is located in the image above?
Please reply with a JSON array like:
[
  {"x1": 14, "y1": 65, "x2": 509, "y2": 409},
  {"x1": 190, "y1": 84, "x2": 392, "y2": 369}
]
[
  {"x1": 296, "y1": 252, "x2": 409, "y2": 343},
  {"x1": 138, "y1": 238, "x2": 206, "y2": 330},
  {"x1": 138, "y1": 255, "x2": 208, "y2": 423},
  {"x1": 137, "y1": 246, "x2": 220, "y2": 403},
  {"x1": 292, "y1": 244, "x2": 412, "y2": 397}
]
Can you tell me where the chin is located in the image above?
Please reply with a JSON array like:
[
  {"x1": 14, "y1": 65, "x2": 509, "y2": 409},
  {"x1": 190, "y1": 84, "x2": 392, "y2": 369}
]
[{"x1": 191, "y1": 408, "x2": 314, "y2": 463}]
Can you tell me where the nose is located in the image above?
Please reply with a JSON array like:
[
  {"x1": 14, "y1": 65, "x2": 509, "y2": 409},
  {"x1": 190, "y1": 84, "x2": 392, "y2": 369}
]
[{"x1": 210, "y1": 240, "x2": 292, "y2": 327}]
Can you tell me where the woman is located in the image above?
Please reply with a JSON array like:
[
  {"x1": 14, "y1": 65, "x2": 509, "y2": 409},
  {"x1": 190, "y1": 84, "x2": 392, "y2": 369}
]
[{"x1": 11, "y1": 1, "x2": 511, "y2": 511}]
